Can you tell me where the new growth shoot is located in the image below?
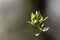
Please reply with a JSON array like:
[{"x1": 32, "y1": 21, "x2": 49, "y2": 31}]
[{"x1": 27, "y1": 11, "x2": 49, "y2": 37}]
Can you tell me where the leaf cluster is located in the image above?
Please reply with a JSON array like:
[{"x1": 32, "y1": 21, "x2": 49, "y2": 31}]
[{"x1": 27, "y1": 11, "x2": 49, "y2": 36}]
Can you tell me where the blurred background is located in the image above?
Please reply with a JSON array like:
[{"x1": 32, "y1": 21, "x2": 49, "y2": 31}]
[{"x1": 0, "y1": 0, "x2": 60, "y2": 40}]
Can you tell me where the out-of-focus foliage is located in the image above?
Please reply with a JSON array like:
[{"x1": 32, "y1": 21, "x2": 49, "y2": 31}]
[{"x1": 27, "y1": 11, "x2": 49, "y2": 37}]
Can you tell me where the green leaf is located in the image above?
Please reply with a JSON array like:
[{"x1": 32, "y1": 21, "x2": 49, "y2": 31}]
[
  {"x1": 35, "y1": 11, "x2": 39, "y2": 19},
  {"x1": 43, "y1": 17, "x2": 48, "y2": 22},
  {"x1": 31, "y1": 12, "x2": 35, "y2": 24},
  {"x1": 39, "y1": 16, "x2": 43, "y2": 23},
  {"x1": 38, "y1": 26, "x2": 43, "y2": 32}
]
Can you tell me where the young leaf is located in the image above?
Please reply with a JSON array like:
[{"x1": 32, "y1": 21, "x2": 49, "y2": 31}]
[
  {"x1": 31, "y1": 12, "x2": 35, "y2": 24},
  {"x1": 35, "y1": 11, "x2": 39, "y2": 19},
  {"x1": 43, "y1": 17, "x2": 48, "y2": 22},
  {"x1": 35, "y1": 33, "x2": 39, "y2": 36},
  {"x1": 41, "y1": 23, "x2": 44, "y2": 27},
  {"x1": 34, "y1": 19, "x2": 37, "y2": 24},
  {"x1": 27, "y1": 21, "x2": 32, "y2": 24},
  {"x1": 42, "y1": 27, "x2": 49, "y2": 32},
  {"x1": 38, "y1": 26, "x2": 43, "y2": 32},
  {"x1": 39, "y1": 17, "x2": 43, "y2": 24}
]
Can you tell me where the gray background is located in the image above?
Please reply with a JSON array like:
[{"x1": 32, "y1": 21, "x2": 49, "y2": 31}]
[
  {"x1": 0, "y1": 0, "x2": 35, "y2": 40},
  {"x1": 46, "y1": 0, "x2": 60, "y2": 40}
]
